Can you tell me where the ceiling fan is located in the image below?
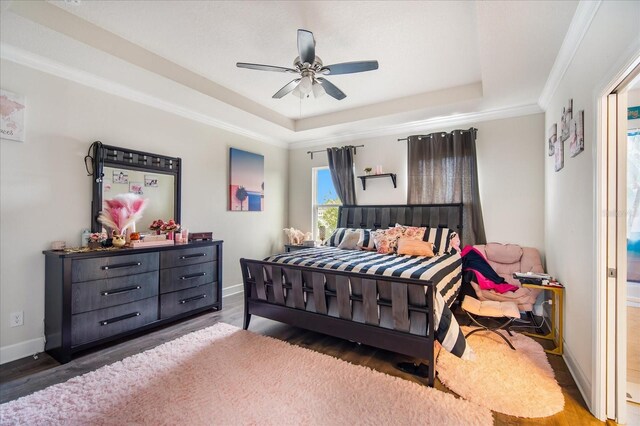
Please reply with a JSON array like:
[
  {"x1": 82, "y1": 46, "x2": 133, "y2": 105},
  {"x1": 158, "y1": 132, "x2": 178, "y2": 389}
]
[{"x1": 236, "y1": 29, "x2": 379, "y2": 101}]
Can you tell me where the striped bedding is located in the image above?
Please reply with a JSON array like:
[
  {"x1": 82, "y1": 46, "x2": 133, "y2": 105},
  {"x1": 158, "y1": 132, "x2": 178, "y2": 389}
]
[{"x1": 264, "y1": 247, "x2": 473, "y2": 360}]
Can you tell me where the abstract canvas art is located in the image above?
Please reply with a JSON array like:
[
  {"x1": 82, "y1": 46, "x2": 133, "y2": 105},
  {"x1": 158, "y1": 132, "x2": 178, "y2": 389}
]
[{"x1": 229, "y1": 148, "x2": 264, "y2": 211}]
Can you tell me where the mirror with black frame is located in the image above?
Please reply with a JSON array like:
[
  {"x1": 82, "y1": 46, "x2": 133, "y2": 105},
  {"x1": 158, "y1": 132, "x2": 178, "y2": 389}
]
[{"x1": 90, "y1": 142, "x2": 181, "y2": 233}]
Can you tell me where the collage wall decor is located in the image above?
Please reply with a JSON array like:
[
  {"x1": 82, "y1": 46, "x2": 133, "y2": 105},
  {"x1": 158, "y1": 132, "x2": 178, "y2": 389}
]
[{"x1": 549, "y1": 98, "x2": 584, "y2": 172}]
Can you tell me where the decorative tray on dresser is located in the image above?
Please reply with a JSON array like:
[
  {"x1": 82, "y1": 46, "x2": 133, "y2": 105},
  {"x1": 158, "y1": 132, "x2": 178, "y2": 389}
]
[{"x1": 43, "y1": 240, "x2": 223, "y2": 363}]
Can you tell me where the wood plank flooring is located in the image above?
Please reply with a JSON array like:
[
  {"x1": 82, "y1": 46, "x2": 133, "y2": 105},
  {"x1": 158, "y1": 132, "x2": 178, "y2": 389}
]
[{"x1": 0, "y1": 293, "x2": 605, "y2": 425}]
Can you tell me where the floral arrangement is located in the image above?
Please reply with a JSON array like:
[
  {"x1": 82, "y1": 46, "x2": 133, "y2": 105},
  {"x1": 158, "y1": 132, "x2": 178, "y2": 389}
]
[
  {"x1": 161, "y1": 219, "x2": 180, "y2": 233},
  {"x1": 150, "y1": 219, "x2": 180, "y2": 234},
  {"x1": 149, "y1": 219, "x2": 165, "y2": 232},
  {"x1": 98, "y1": 194, "x2": 148, "y2": 235},
  {"x1": 88, "y1": 232, "x2": 108, "y2": 243}
]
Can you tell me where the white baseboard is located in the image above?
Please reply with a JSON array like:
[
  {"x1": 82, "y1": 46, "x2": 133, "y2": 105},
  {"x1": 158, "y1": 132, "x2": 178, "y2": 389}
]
[
  {"x1": 0, "y1": 337, "x2": 45, "y2": 365},
  {"x1": 223, "y1": 283, "x2": 244, "y2": 298},
  {"x1": 563, "y1": 340, "x2": 593, "y2": 412}
]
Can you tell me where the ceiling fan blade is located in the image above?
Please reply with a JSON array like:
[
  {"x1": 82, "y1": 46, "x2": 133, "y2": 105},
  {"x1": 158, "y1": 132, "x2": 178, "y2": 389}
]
[
  {"x1": 236, "y1": 62, "x2": 297, "y2": 73},
  {"x1": 297, "y1": 29, "x2": 316, "y2": 64},
  {"x1": 316, "y1": 78, "x2": 346, "y2": 100},
  {"x1": 321, "y1": 61, "x2": 379, "y2": 75},
  {"x1": 272, "y1": 79, "x2": 301, "y2": 99}
]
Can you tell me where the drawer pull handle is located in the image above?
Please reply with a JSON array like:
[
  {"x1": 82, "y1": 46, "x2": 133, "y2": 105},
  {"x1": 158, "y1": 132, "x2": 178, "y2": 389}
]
[
  {"x1": 179, "y1": 253, "x2": 207, "y2": 260},
  {"x1": 180, "y1": 272, "x2": 206, "y2": 280},
  {"x1": 99, "y1": 312, "x2": 140, "y2": 326},
  {"x1": 101, "y1": 285, "x2": 141, "y2": 296},
  {"x1": 102, "y1": 262, "x2": 141, "y2": 271},
  {"x1": 179, "y1": 294, "x2": 207, "y2": 304}
]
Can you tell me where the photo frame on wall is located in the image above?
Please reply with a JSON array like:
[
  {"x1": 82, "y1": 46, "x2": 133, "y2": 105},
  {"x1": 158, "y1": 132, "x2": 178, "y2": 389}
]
[
  {"x1": 229, "y1": 148, "x2": 264, "y2": 211},
  {"x1": 555, "y1": 138, "x2": 564, "y2": 172},
  {"x1": 560, "y1": 98, "x2": 573, "y2": 142},
  {"x1": 547, "y1": 123, "x2": 557, "y2": 157},
  {"x1": 129, "y1": 182, "x2": 143, "y2": 195},
  {"x1": 144, "y1": 175, "x2": 159, "y2": 187},
  {"x1": 569, "y1": 110, "x2": 584, "y2": 157},
  {"x1": 113, "y1": 170, "x2": 128, "y2": 184}
]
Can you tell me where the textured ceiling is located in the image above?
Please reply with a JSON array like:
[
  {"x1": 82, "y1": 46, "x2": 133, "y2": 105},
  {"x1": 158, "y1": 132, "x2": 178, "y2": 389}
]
[{"x1": 1, "y1": 1, "x2": 579, "y2": 143}]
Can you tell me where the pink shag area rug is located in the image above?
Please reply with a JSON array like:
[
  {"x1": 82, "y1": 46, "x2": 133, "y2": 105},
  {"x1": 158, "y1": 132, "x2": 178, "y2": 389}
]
[
  {"x1": 437, "y1": 326, "x2": 564, "y2": 418},
  {"x1": 1, "y1": 323, "x2": 492, "y2": 426}
]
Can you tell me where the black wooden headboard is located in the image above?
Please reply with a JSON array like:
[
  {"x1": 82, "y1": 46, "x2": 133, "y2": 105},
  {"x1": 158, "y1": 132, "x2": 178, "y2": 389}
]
[{"x1": 337, "y1": 203, "x2": 463, "y2": 232}]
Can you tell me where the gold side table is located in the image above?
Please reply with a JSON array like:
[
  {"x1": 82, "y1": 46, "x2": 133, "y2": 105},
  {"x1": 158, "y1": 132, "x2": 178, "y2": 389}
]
[{"x1": 521, "y1": 283, "x2": 564, "y2": 355}]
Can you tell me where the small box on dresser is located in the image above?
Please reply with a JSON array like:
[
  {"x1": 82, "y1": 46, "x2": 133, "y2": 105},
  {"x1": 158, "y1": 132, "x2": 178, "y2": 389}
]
[{"x1": 43, "y1": 240, "x2": 223, "y2": 363}]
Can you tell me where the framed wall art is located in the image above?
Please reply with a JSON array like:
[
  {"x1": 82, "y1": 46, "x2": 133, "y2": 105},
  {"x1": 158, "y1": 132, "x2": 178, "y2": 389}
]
[
  {"x1": 560, "y1": 98, "x2": 573, "y2": 142},
  {"x1": 229, "y1": 148, "x2": 264, "y2": 211},
  {"x1": 548, "y1": 123, "x2": 557, "y2": 157},
  {"x1": 569, "y1": 110, "x2": 584, "y2": 157},
  {"x1": 0, "y1": 89, "x2": 25, "y2": 142},
  {"x1": 555, "y1": 138, "x2": 564, "y2": 172}
]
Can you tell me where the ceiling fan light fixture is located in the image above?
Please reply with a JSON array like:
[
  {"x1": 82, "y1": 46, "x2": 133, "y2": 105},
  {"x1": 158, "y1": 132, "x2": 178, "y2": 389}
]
[
  {"x1": 298, "y1": 76, "x2": 313, "y2": 95},
  {"x1": 292, "y1": 85, "x2": 304, "y2": 99},
  {"x1": 312, "y1": 81, "x2": 325, "y2": 98}
]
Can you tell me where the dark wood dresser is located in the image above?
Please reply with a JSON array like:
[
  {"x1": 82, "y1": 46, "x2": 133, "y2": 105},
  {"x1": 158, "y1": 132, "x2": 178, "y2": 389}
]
[{"x1": 43, "y1": 240, "x2": 223, "y2": 363}]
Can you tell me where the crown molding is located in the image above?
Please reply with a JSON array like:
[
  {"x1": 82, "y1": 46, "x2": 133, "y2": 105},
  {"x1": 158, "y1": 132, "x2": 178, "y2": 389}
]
[
  {"x1": 538, "y1": 0, "x2": 602, "y2": 110},
  {"x1": 8, "y1": 0, "x2": 294, "y2": 131},
  {"x1": 0, "y1": 44, "x2": 288, "y2": 148},
  {"x1": 287, "y1": 103, "x2": 542, "y2": 150}
]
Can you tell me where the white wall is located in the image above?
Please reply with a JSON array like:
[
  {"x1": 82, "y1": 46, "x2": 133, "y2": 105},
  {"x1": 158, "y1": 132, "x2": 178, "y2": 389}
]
[
  {"x1": 289, "y1": 113, "x2": 545, "y2": 253},
  {"x1": 0, "y1": 59, "x2": 288, "y2": 363},
  {"x1": 543, "y1": 0, "x2": 640, "y2": 413}
]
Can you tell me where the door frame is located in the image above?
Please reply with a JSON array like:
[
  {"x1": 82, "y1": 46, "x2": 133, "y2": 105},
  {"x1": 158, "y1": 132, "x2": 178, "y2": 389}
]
[{"x1": 595, "y1": 55, "x2": 640, "y2": 423}]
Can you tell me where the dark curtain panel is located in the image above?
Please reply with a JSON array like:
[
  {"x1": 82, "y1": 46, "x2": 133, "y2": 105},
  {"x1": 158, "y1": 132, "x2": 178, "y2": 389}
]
[
  {"x1": 407, "y1": 128, "x2": 486, "y2": 245},
  {"x1": 327, "y1": 146, "x2": 357, "y2": 205}
]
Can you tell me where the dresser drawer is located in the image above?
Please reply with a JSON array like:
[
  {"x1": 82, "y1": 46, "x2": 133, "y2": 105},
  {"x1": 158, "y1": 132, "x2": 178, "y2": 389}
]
[
  {"x1": 71, "y1": 271, "x2": 158, "y2": 314},
  {"x1": 160, "y1": 262, "x2": 215, "y2": 294},
  {"x1": 160, "y1": 283, "x2": 216, "y2": 319},
  {"x1": 160, "y1": 245, "x2": 215, "y2": 269},
  {"x1": 71, "y1": 297, "x2": 158, "y2": 346},
  {"x1": 71, "y1": 252, "x2": 159, "y2": 283}
]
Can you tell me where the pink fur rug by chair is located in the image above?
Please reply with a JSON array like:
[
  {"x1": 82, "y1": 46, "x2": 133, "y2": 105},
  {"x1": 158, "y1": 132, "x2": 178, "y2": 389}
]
[
  {"x1": 437, "y1": 326, "x2": 564, "y2": 418},
  {"x1": 0, "y1": 323, "x2": 492, "y2": 426}
]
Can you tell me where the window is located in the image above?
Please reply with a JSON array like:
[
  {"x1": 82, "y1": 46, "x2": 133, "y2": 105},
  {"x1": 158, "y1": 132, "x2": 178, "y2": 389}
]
[{"x1": 312, "y1": 167, "x2": 341, "y2": 241}]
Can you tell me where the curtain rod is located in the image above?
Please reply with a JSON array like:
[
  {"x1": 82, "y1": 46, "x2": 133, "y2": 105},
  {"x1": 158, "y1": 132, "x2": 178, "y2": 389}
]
[
  {"x1": 307, "y1": 144, "x2": 364, "y2": 159},
  {"x1": 397, "y1": 127, "x2": 478, "y2": 142}
]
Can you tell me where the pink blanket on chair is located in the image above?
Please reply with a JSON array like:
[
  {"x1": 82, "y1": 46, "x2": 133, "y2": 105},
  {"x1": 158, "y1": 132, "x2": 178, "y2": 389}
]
[{"x1": 461, "y1": 246, "x2": 519, "y2": 294}]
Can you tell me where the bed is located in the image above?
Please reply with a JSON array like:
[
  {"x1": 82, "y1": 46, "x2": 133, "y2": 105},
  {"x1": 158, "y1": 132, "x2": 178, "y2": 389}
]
[{"x1": 240, "y1": 203, "x2": 469, "y2": 386}]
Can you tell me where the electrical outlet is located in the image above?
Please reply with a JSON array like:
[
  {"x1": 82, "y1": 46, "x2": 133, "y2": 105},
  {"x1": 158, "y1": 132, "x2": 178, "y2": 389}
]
[{"x1": 10, "y1": 311, "x2": 24, "y2": 327}]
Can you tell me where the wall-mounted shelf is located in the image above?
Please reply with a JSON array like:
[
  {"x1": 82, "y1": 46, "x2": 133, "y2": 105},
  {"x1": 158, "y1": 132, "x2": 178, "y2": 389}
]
[{"x1": 357, "y1": 173, "x2": 397, "y2": 190}]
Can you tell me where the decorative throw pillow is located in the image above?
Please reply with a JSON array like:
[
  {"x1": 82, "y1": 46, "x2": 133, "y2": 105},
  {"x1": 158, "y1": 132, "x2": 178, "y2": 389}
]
[
  {"x1": 448, "y1": 232, "x2": 461, "y2": 253},
  {"x1": 394, "y1": 224, "x2": 427, "y2": 241},
  {"x1": 372, "y1": 227, "x2": 405, "y2": 254},
  {"x1": 337, "y1": 230, "x2": 360, "y2": 250},
  {"x1": 422, "y1": 227, "x2": 456, "y2": 255},
  {"x1": 326, "y1": 228, "x2": 353, "y2": 247},
  {"x1": 397, "y1": 238, "x2": 435, "y2": 257},
  {"x1": 356, "y1": 229, "x2": 376, "y2": 251}
]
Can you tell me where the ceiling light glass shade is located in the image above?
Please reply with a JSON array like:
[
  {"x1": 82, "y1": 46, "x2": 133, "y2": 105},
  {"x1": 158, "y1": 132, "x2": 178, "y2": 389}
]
[
  {"x1": 298, "y1": 76, "x2": 313, "y2": 94},
  {"x1": 292, "y1": 85, "x2": 304, "y2": 98},
  {"x1": 312, "y1": 81, "x2": 325, "y2": 98}
]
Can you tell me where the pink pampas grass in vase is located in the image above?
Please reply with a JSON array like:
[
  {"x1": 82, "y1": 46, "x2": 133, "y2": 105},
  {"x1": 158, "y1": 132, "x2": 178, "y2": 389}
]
[{"x1": 98, "y1": 194, "x2": 149, "y2": 237}]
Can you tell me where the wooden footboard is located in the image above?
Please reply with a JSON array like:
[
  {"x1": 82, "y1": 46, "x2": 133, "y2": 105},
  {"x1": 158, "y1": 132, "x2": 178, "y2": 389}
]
[{"x1": 240, "y1": 258, "x2": 437, "y2": 386}]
